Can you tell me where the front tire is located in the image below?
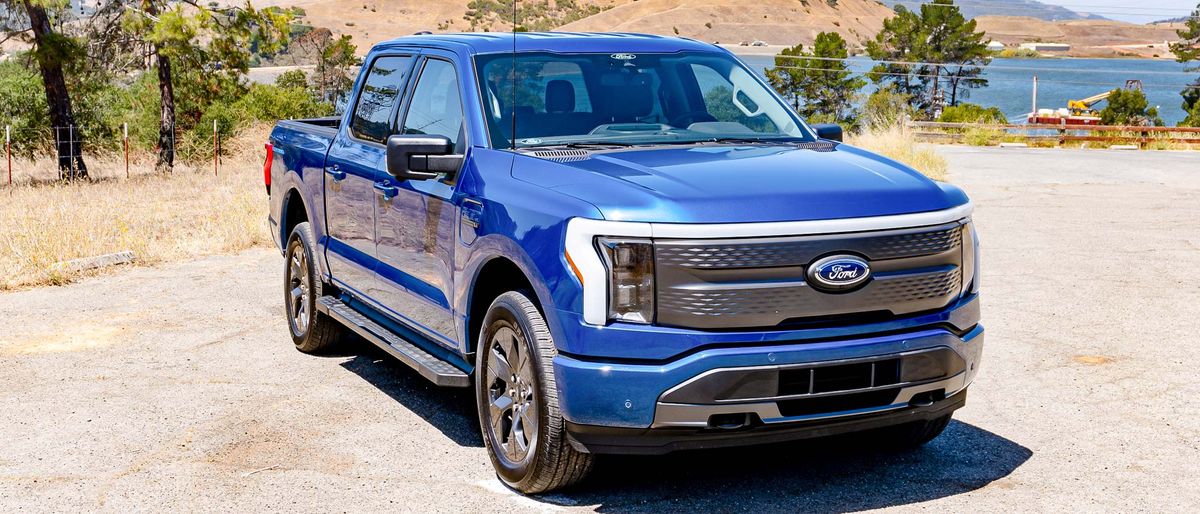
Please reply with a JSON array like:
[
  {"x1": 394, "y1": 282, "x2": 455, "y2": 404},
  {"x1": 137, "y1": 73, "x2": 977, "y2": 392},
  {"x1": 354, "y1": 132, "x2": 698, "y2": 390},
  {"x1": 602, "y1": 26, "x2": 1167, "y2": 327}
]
[
  {"x1": 284, "y1": 222, "x2": 344, "y2": 353},
  {"x1": 476, "y1": 291, "x2": 593, "y2": 494}
]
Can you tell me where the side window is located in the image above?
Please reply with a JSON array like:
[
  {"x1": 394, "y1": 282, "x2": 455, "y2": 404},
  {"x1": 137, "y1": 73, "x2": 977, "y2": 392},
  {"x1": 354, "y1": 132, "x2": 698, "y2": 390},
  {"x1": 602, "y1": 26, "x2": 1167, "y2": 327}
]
[
  {"x1": 690, "y1": 63, "x2": 778, "y2": 133},
  {"x1": 401, "y1": 59, "x2": 466, "y2": 151},
  {"x1": 350, "y1": 56, "x2": 413, "y2": 144}
]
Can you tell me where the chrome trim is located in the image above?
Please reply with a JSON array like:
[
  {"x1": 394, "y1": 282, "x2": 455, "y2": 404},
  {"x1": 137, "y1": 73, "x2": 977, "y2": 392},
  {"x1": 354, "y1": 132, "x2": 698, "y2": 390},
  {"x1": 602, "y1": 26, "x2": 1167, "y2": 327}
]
[
  {"x1": 651, "y1": 373, "x2": 967, "y2": 428},
  {"x1": 658, "y1": 347, "x2": 953, "y2": 402},
  {"x1": 566, "y1": 204, "x2": 974, "y2": 325}
]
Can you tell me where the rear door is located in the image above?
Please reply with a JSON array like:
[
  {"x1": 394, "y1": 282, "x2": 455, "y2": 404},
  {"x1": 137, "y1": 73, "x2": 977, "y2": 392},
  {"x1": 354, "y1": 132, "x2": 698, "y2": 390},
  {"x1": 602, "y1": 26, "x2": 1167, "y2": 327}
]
[
  {"x1": 323, "y1": 54, "x2": 416, "y2": 295},
  {"x1": 371, "y1": 54, "x2": 467, "y2": 346}
]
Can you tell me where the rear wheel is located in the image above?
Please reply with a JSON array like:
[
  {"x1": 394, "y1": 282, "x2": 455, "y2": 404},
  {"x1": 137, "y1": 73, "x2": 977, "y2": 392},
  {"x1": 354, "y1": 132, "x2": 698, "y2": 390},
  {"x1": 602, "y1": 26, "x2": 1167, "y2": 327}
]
[
  {"x1": 476, "y1": 291, "x2": 593, "y2": 494},
  {"x1": 284, "y1": 222, "x2": 345, "y2": 353}
]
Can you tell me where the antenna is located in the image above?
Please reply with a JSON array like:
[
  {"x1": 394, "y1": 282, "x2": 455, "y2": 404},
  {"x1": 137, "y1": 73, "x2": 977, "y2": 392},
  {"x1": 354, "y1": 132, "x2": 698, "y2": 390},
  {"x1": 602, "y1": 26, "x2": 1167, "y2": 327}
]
[{"x1": 510, "y1": 0, "x2": 518, "y2": 150}]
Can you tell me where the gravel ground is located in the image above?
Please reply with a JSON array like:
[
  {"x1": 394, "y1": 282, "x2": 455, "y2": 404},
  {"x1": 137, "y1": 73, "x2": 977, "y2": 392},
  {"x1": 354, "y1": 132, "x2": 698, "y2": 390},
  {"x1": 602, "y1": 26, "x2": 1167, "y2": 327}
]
[{"x1": 2, "y1": 147, "x2": 1198, "y2": 512}]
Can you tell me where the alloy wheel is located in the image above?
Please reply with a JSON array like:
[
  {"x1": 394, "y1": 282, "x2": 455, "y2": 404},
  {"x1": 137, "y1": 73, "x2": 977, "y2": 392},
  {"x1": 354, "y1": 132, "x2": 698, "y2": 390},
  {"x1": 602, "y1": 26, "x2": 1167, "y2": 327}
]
[{"x1": 485, "y1": 325, "x2": 539, "y2": 464}]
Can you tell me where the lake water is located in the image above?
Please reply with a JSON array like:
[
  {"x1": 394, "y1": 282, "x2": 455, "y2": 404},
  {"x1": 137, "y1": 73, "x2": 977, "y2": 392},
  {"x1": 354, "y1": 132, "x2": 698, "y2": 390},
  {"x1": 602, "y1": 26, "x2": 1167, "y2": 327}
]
[{"x1": 738, "y1": 55, "x2": 1198, "y2": 125}]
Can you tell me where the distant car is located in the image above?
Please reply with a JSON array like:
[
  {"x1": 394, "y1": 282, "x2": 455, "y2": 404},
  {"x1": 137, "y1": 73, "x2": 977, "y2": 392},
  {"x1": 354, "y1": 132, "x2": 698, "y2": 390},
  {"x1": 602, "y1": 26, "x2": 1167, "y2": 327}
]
[
  {"x1": 751, "y1": 40, "x2": 768, "y2": 46},
  {"x1": 265, "y1": 32, "x2": 983, "y2": 494}
]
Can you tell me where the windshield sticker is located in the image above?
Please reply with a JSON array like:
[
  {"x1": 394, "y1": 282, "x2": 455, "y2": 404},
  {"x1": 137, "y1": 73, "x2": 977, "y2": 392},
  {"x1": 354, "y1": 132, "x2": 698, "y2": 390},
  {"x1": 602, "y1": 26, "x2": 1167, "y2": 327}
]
[{"x1": 520, "y1": 138, "x2": 543, "y2": 145}]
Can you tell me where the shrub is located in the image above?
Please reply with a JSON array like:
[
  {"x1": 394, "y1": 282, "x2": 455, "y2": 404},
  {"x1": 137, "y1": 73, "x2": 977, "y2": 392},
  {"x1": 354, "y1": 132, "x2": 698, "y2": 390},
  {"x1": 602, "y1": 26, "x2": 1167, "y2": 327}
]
[
  {"x1": 939, "y1": 103, "x2": 1008, "y2": 124},
  {"x1": 859, "y1": 87, "x2": 914, "y2": 131}
]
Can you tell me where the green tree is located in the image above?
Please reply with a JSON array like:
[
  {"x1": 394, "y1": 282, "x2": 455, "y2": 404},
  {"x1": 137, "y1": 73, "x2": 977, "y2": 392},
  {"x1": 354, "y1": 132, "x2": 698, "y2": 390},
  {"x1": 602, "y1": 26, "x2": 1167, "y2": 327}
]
[
  {"x1": 1171, "y1": 2, "x2": 1200, "y2": 126},
  {"x1": 123, "y1": 1, "x2": 292, "y2": 170},
  {"x1": 766, "y1": 32, "x2": 866, "y2": 125},
  {"x1": 2, "y1": 0, "x2": 90, "y2": 177},
  {"x1": 295, "y1": 30, "x2": 359, "y2": 106},
  {"x1": 275, "y1": 69, "x2": 309, "y2": 90},
  {"x1": 866, "y1": 0, "x2": 990, "y2": 117},
  {"x1": 1100, "y1": 88, "x2": 1164, "y2": 127}
]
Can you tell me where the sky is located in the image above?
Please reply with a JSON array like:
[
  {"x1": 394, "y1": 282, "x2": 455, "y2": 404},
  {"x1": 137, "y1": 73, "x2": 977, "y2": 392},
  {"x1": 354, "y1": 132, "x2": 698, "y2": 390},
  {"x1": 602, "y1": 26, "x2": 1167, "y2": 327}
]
[{"x1": 1039, "y1": 0, "x2": 1197, "y2": 23}]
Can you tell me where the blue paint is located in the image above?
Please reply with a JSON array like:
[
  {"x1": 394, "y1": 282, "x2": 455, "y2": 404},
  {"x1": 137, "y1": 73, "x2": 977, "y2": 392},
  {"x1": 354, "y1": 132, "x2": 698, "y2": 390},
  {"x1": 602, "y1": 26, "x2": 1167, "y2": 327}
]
[{"x1": 266, "y1": 33, "x2": 982, "y2": 433}]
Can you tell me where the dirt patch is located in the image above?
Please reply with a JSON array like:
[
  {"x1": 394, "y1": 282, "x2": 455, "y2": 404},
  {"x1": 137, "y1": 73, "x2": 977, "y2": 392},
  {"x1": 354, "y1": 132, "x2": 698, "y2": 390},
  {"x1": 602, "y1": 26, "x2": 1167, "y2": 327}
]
[{"x1": 1073, "y1": 355, "x2": 1116, "y2": 366}]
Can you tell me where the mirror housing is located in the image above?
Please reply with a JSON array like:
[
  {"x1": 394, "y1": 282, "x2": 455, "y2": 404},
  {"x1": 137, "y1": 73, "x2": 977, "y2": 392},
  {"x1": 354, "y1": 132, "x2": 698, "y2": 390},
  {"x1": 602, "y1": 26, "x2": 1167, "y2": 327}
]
[
  {"x1": 385, "y1": 134, "x2": 462, "y2": 181},
  {"x1": 812, "y1": 123, "x2": 843, "y2": 142}
]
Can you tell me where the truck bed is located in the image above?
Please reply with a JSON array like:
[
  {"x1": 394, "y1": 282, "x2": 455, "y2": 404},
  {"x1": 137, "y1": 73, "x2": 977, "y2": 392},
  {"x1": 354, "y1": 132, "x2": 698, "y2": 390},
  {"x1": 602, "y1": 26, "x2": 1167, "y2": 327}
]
[{"x1": 276, "y1": 116, "x2": 340, "y2": 139}]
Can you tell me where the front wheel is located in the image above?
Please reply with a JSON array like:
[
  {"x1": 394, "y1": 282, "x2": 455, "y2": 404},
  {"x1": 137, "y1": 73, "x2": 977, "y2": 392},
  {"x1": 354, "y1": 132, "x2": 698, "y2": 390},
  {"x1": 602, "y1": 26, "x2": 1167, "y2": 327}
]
[{"x1": 476, "y1": 291, "x2": 593, "y2": 494}]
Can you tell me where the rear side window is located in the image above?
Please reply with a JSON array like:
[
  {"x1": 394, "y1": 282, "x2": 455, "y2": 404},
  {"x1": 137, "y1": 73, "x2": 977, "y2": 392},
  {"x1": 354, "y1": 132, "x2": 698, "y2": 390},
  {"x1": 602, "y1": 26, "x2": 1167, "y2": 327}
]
[
  {"x1": 401, "y1": 59, "x2": 466, "y2": 151},
  {"x1": 350, "y1": 56, "x2": 414, "y2": 144}
]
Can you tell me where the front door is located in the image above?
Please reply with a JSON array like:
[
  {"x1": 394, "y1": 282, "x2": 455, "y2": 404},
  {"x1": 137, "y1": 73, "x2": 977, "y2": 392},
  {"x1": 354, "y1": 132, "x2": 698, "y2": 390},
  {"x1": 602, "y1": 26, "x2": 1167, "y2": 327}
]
[
  {"x1": 372, "y1": 56, "x2": 467, "y2": 345},
  {"x1": 324, "y1": 54, "x2": 415, "y2": 295}
]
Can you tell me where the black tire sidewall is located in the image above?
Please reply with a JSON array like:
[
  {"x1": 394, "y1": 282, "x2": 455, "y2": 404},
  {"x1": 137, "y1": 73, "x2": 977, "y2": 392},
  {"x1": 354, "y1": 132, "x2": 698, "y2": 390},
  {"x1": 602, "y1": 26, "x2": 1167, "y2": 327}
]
[
  {"x1": 475, "y1": 293, "x2": 548, "y2": 487},
  {"x1": 284, "y1": 224, "x2": 317, "y2": 345}
]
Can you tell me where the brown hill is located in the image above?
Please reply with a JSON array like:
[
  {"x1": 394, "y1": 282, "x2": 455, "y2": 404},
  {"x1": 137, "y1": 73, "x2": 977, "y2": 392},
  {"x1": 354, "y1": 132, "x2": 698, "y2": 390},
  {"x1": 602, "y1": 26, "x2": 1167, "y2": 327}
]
[
  {"x1": 556, "y1": 0, "x2": 893, "y2": 47},
  {"x1": 974, "y1": 16, "x2": 1185, "y2": 58},
  {"x1": 241, "y1": 0, "x2": 1187, "y2": 59}
]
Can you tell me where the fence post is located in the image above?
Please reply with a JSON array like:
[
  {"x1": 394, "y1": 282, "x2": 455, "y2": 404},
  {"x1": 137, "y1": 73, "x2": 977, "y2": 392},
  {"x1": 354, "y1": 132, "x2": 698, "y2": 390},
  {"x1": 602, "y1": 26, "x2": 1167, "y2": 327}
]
[
  {"x1": 123, "y1": 123, "x2": 129, "y2": 179},
  {"x1": 213, "y1": 119, "x2": 218, "y2": 176},
  {"x1": 69, "y1": 125, "x2": 75, "y2": 181},
  {"x1": 6, "y1": 125, "x2": 10, "y2": 186},
  {"x1": 55, "y1": 126, "x2": 61, "y2": 181}
]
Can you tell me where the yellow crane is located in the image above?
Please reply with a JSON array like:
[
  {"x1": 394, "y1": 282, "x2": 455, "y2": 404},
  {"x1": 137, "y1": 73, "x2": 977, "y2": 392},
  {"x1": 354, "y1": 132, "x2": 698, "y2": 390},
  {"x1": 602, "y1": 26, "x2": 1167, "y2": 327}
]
[{"x1": 1067, "y1": 80, "x2": 1144, "y2": 117}]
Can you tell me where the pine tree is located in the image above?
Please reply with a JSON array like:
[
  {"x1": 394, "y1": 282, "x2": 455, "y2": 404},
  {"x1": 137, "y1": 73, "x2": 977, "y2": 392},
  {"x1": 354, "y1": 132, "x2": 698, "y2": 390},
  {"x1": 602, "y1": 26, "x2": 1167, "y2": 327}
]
[
  {"x1": 767, "y1": 32, "x2": 865, "y2": 125},
  {"x1": 1171, "y1": 2, "x2": 1200, "y2": 126}
]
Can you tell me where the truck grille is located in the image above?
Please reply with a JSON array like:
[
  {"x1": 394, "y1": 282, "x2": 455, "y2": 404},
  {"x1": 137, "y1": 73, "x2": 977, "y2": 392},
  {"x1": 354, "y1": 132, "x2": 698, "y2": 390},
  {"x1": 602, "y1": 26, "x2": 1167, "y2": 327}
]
[{"x1": 654, "y1": 222, "x2": 965, "y2": 329}]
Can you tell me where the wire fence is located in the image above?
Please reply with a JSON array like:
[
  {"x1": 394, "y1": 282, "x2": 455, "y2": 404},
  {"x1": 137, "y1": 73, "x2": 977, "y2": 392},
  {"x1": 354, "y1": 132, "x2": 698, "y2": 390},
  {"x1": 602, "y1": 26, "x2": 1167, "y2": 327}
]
[{"x1": 3, "y1": 121, "x2": 223, "y2": 186}]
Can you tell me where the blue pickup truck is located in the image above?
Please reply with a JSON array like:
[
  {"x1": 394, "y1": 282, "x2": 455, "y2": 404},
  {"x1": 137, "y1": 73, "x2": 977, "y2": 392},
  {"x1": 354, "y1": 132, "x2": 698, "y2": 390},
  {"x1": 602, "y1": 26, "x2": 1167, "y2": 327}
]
[{"x1": 266, "y1": 32, "x2": 982, "y2": 493}]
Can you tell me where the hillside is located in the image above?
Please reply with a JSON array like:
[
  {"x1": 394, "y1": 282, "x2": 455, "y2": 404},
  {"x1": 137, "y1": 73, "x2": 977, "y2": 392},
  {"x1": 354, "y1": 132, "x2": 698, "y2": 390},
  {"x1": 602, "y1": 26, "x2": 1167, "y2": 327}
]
[
  {"x1": 234, "y1": 0, "x2": 1186, "y2": 60},
  {"x1": 557, "y1": 0, "x2": 894, "y2": 47},
  {"x1": 880, "y1": 0, "x2": 1106, "y2": 21},
  {"x1": 975, "y1": 16, "x2": 1186, "y2": 58}
]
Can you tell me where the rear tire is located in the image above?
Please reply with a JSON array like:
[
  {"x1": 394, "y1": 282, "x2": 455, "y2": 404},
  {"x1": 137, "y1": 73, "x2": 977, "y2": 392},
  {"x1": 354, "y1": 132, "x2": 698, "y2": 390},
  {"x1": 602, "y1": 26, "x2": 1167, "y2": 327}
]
[
  {"x1": 284, "y1": 221, "x2": 345, "y2": 354},
  {"x1": 476, "y1": 291, "x2": 593, "y2": 494}
]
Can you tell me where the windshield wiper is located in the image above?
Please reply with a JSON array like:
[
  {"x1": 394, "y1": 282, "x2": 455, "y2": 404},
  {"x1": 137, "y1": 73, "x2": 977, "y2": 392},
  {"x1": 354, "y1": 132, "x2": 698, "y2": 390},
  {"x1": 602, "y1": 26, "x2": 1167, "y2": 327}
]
[
  {"x1": 520, "y1": 140, "x2": 639, "y2": 149},
  {"x1": 705, "y1": 136, "x2": 806, "y2": 144}
]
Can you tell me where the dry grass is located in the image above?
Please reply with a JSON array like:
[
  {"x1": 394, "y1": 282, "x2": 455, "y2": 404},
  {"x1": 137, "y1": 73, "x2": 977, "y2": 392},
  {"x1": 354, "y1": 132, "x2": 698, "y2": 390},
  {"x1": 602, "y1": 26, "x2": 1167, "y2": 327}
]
[
  {"x1": 848, "y1": 124, "x2": 949, "y2": 182},
  {"x1": 0, "y1": 124, "x2": 272, "y2": 290}
]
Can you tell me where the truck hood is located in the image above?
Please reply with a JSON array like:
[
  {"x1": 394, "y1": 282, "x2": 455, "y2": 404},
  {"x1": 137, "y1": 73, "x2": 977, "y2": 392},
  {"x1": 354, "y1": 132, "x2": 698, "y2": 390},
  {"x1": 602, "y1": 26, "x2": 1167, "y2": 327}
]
[{"x1": 512, "y1": 143, "x2": 968, "y2": 224}]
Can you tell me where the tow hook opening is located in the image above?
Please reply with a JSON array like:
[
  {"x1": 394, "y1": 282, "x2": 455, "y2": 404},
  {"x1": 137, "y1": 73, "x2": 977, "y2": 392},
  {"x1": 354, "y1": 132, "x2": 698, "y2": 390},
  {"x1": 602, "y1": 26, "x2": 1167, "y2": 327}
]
[
  {"x1": 909, "y1": 389, "x2": 946, "y2": 407},
  {"x1": 706, "y1": 412, "x2": 758, "y2": 430}
]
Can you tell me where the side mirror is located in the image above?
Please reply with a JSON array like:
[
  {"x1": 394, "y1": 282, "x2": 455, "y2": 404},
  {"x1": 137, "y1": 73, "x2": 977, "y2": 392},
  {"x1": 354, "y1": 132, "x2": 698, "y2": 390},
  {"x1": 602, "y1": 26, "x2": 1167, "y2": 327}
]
[
  {"x1": 385, "y1": 134, "x2": 463, "y2": 181},
  {"x1": 812, "y1": 123, "x2": 843, "y2": 142}
]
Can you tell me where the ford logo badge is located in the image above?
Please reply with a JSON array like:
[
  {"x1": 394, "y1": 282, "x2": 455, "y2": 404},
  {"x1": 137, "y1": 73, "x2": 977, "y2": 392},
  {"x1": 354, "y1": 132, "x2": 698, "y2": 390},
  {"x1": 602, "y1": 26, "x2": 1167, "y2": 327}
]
[{"x1": 807, "y1": 255, "x2": 871, "y2": 292}]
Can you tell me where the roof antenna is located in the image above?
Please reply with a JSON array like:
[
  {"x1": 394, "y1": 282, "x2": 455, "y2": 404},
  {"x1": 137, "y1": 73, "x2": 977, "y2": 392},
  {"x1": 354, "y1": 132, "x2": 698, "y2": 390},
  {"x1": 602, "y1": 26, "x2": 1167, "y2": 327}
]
[{"x1": 510, "y1": 0, "x2": 518, "y2": 150}]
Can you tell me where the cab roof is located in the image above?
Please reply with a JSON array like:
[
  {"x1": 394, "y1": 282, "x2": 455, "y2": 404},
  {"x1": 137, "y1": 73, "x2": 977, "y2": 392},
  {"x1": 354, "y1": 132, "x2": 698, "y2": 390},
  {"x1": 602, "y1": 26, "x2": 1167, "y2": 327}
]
[{"x1": 375, "y1": 32, "x2": 725, "y2": 56}]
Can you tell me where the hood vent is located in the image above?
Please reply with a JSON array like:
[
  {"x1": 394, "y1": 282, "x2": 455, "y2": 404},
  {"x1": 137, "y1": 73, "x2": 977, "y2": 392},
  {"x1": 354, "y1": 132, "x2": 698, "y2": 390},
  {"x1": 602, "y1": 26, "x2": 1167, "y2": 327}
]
[
  {"x1": 794, "y1": 141, "x2": 838, "y2": 152},
  {"x1": 530, "y1": 149, "x2": 592, "y2": 162}
]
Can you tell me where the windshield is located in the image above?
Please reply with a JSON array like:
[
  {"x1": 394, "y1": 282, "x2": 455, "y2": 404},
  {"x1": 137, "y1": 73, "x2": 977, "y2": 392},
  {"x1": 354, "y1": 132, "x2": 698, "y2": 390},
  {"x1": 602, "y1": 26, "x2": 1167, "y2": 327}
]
[{"x1": 475, "y1": 51, "x2": 813, "y2": 148}]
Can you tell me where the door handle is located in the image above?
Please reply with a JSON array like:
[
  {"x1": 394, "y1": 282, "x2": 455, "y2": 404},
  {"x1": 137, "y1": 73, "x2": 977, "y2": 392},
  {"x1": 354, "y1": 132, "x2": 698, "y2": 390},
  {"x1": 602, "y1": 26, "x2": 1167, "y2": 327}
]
[
  {"x1": 373, "y1": 181, "x2": 399, "y2": 199},
  {"x1": 325, "y1": 165, "x2": 346, "y2": 182}
]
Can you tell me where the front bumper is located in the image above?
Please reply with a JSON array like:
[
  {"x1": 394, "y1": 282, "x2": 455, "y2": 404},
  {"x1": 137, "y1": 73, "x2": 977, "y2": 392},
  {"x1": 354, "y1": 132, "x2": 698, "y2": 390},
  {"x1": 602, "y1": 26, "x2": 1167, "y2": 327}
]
[
  {"x1": 567, "y1": 389, "x2": 966, "y2": 455},
  {"x1": 552, "y1": 319, "x2": 983, "y2": 453}
]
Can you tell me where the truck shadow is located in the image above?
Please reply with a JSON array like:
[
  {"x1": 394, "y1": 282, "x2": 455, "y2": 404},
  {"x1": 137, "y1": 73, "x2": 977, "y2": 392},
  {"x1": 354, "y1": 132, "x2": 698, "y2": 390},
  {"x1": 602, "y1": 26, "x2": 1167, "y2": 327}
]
[
  {"x1": 337, "y1": 341, "x2": 1030, "y2": 511},
  {"x1": 337, "y1": 344, "x2": 483, "y2": 448},
  {"x1": 552, "y1": 421, "x2": 1031, "y2": 512}
]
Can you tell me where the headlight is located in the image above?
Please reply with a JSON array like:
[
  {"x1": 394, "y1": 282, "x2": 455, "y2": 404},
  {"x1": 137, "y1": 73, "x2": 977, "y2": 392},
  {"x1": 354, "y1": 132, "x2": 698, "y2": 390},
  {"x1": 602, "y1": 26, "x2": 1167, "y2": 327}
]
[
  {"x1": 596, "y1": 237, "x2": 655, "y2": 324},
  {"x1": 961, "y1": 220, "x2": 980, "y2": 295}
]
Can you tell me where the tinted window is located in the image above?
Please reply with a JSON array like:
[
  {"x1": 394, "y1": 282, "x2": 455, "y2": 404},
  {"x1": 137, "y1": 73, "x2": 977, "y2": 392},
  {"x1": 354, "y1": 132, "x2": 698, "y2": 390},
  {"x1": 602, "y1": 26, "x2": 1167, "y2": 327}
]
[
  {"x1": 350, "y1": 56, "x2": 413, "y2": 144},
  {"x1": 476, "y1": 52, "x2": 807, "y2": 148},
  {"x1": 402, "y1": 59, "x2": 466, "y2": 151}
]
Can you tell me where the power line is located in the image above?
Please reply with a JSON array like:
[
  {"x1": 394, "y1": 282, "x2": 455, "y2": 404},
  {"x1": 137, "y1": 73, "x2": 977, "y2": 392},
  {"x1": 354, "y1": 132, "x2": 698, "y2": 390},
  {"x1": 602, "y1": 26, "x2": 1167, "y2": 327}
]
[
  {"x1": 766, "y1": 63, "x2": 1200, "y2": 89},
  {"x1": 766, "y1": 55, "x2": 1200, "y2": 77},
  {"x1": 884, "y1": 0, "x2": 1200, "y2": 19}
]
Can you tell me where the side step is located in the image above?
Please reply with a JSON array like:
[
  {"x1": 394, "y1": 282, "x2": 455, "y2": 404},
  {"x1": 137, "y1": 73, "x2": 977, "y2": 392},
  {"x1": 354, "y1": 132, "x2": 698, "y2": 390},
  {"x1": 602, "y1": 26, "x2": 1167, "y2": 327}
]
[{"x1": 317, "y1": 296, "x2": 470, "y2": 387}]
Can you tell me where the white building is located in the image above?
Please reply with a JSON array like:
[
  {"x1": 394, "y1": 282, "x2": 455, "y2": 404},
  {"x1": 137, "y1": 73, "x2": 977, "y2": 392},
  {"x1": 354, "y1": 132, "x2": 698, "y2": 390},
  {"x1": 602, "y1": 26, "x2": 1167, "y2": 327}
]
[
  {"x1": 987, "y1": 41, "x2": 1006, "y2": 51},
  {"x1": 1019, "y1": 42, "x2": 1071, "y2": 52}
]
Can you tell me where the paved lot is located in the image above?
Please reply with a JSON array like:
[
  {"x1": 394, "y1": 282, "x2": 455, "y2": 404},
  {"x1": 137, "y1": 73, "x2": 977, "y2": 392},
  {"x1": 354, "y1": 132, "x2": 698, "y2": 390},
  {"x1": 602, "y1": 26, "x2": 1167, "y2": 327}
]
[{"x1": 2, "y1": 147, "x2": 1198, "y2": 512}]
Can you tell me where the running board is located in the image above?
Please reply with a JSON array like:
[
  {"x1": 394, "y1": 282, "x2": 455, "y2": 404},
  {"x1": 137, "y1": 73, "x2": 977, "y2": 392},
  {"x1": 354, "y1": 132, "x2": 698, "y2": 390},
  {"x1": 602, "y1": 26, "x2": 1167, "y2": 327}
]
[{"x1": 317, "y1": 296, "x2": 470, "y2": 387}]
